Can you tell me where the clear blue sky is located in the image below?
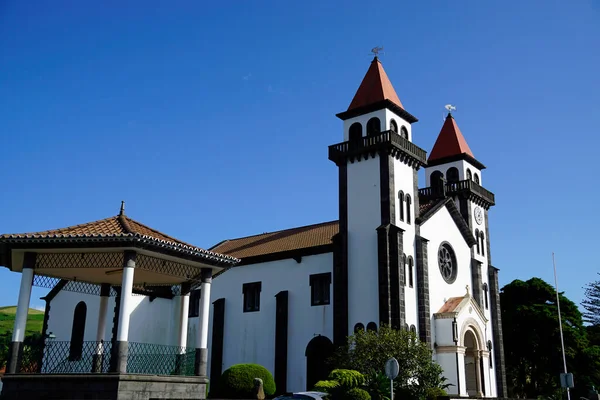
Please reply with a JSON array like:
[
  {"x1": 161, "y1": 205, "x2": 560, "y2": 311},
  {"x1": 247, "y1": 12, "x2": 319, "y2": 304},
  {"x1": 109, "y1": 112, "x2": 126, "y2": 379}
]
[{"x1": 1, "y1": 1, "x2": 599, "y2": 311}]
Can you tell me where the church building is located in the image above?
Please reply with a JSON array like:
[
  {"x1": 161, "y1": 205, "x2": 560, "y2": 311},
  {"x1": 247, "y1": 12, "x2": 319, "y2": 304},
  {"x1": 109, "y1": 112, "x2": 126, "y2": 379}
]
[{"x1": 0, "y1": 57, "x2": 507, "y2": 399}]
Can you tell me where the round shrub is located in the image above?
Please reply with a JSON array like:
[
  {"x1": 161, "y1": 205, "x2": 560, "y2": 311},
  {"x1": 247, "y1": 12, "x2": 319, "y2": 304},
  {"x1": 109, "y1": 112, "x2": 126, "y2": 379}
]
[
  {"x1": 425, "y1": 387, "x2": 448, "y2": 400},
  {"x1": 216, "y1": 363, "x2": 276, "y2": 399},
  {"x1": 344, "y1": 388, "x2": 371, "y2": 400}
]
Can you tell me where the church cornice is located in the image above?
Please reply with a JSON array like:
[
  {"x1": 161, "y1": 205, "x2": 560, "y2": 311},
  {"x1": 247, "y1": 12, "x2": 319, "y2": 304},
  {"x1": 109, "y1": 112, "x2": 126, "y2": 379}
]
[
  {"x1": 328, "y1": 130, "x2": 427, "y2": 168},
  {"x1": 336, "y1": 99, "x2": 419, "y2": 123}
]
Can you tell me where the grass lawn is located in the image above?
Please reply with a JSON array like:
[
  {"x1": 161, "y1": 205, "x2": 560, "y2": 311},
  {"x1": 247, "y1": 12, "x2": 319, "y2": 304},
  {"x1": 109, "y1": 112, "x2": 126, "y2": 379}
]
[{"x1": 0, "y1": 306, "x2": 44, "y2": 338}]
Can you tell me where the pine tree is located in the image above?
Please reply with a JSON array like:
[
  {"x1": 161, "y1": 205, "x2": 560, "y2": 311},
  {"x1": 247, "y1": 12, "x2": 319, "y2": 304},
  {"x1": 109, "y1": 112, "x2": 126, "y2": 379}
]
[{"x1": 583, "y1": 273, "x2": 600, "y2": 325}]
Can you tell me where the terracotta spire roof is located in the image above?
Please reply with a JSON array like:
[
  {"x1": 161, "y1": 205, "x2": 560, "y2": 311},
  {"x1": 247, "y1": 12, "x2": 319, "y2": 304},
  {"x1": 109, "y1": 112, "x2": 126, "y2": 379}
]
[
  {"x1": 428, "y1": 113, "x2": 474, "y2": 163},
  {"x1": 347, "y1": 57, "x2": 404, "y2": 111}
]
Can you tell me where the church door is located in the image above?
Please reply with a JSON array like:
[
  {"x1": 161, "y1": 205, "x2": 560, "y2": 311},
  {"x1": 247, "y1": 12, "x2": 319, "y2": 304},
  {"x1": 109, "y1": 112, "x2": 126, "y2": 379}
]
[{"x1": 305, "y1": 336, "x2": 333, "y2": 391}]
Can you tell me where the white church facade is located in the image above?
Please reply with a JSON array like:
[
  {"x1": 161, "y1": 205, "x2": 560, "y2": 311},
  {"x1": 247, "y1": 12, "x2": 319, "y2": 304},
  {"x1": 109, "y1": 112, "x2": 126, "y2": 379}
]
[{"x1": 0, "y1": 57, "x2": 507, "y2": 399}]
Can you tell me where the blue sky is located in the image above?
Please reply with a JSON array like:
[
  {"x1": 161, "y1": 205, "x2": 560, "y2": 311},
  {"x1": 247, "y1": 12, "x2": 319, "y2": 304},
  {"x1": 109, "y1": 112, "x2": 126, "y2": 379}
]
[{"x1": 1, "y1": 1, "x2": 599, "y2": 311}]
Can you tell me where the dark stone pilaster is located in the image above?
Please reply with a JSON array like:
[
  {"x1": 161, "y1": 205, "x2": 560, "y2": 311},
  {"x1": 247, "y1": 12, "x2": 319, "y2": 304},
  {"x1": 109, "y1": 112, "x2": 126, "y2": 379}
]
[
  {"x1": 274, "y1": 291, "x2": 289, "y2": 394},
  {"x1": 115, "y1": 340, "x2": 128, "y2": 374},
  {"x1": 109, "y1": 286, "x2": 121, "y2": 372},
  {"x1": 210, "y1": 298, "x2": 225, "y2": 385},
  {"x1": 388, "y1": 226, "x2": 405, "y2": 330},
  {"x1": 488, "y1": 266, "x2": 507, "y2": 397},
  {"x1": 485, "y1": 209, "x2": 492, "y2": 265},
  {"x1": 6, "y1": 342, "x2": 23, "y2": 374},
  {"x1": 333, "y1": 162, "x2": 349, "y2": 347},
  {"x1": 376, "y1": 225, "x2": 391, "y2": 327},
  {"x1": 471, "y1": 258, "x2": 483, "y2": 307},
  {"x1": 194, "y1": 348, "x2": 208, "y2": 377},
  {"x1": 416, "y1": 236, "x2": 431, "y2": 345},
  {"x1": 379, "y1": 153, "x2": 395, "y2": 226}
]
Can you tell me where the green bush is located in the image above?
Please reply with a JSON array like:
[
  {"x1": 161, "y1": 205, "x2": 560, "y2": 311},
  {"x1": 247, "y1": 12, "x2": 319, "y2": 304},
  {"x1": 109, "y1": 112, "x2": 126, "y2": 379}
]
[
  {"x1": 425, "y1": 387, "x2": 448, "y2": 400},
  {"x1": 314, "y1": 380, "x2": 340, "y2": 392},
  {"x1": 329, "y1": 369, "x2": 366, "y2": 388},
  {"x1": 344, "y1": 388, "x2": 371, "y2": 400},
  {"x1": 214, "y1": 363, "x2": 276, "y2": 399}
]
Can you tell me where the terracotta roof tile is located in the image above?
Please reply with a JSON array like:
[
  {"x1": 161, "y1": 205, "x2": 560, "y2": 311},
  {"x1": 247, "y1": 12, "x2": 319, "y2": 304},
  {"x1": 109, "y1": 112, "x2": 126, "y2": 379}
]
[
  {"x1": 210, "y1": 221, "x2": 339, "y2": 259},
  {"x1": 0, "y1": 213, "x2": 237, "y2": 263},
  {"x1": 437, "y1": 296, "x2": 465, "y2": 313},
  {"x1": 347, "y1": 57, "x2": 404, "y2": 111},
  {"x1": 428, "y1": 113, "x2": 474, "y2": 163}
]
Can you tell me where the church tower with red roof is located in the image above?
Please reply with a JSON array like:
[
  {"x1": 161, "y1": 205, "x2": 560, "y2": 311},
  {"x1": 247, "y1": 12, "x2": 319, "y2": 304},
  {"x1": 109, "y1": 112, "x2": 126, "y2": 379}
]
[{"x1": 329, "y1": 56, "x2": 427, "y2": 346}]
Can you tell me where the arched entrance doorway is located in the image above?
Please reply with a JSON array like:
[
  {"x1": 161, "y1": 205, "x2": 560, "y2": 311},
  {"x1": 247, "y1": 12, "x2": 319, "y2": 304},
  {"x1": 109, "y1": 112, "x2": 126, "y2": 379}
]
[
  {"x1": 305, "y1": 335, "x2": 333, "y2": 391},
  {"x1": 463, "y1": 330, "x2": 482, "y2": 397}
]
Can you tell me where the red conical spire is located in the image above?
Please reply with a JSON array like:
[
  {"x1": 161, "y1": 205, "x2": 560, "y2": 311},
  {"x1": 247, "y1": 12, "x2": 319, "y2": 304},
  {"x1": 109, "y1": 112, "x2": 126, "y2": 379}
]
[
  {"x1": 428, "y1": 113, "x2": 475, "y2": 163},
  {"x1": 347, "y1": 57, "x2": 404, "y2": 111}
]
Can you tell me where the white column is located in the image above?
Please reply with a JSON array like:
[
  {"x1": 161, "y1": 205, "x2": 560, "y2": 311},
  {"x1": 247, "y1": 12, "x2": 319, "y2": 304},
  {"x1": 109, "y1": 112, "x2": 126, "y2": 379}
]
[
  {"x1": 8, "y1": 252, "x2": 36, "y2": 374},
  {"x1": 116, "y1": 255, "x2": 135, "y2": 342},
  {"x1": 12, "y1": 267, "x2": 34, "y2": 343},
  {"x1": 115, "y1": 251, "x2": 135, "y2": 373},
  {"x1": 195, "y1": 268, "x2": 212, "y2": 376},
  {"x1": 179, "y1": 291, "x2": 190, "y2": 349}
]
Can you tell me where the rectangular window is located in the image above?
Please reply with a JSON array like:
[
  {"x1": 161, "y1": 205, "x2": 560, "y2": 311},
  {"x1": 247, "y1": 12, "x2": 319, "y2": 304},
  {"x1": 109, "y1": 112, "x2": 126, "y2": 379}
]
[
  {"x1": 243, "y1": 282, "x2": 262, "y2": 312},
  {"x1": 310, "y1": 273, "x2": 332, "y2": 306},
  {"x1": 188, "y1": 289, "x2": 201, "y2": 318}
]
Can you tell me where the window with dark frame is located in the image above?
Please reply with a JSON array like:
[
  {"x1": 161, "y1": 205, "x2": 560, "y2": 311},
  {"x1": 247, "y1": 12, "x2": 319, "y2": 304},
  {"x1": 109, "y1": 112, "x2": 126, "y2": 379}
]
[
  {"x1": 398, "y1": 191, "x2": 405, "y2": 221},
  {"x1": 480, "y1": 232, "x2": 485, "y2": 256},
  {"x1": 310, "y1": 272, "x2": 331, "y2": 306},
  {"x1": 188, "y1": 289, "x2": 201, "y2": 318},
  {"x1": 243, "y1": 282, "x2": 262, "y2": 312},
  {"x1": 406, "y1": 195, "x2": 412, "y2": 224},
  {"x1": 483, "y1": 283, "x2": 489, "y2": 310},
  {"x1": 408, "y1": 256, "x2": 414, "y2": 287},
  {"x1": 475, "y1": 229, "x2": 480, "y2": 254}
]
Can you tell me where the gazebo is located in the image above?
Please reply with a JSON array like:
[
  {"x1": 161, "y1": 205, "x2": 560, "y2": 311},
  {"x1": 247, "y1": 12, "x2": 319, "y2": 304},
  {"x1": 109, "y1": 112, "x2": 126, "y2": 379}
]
[{"x1": 0, "y1": 203, "x2": 239, "y2": 400}]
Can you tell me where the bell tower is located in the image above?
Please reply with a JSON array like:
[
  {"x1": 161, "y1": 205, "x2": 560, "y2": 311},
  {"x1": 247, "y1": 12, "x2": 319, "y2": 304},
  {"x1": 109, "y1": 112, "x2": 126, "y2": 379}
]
[
  {"x1": 424, "y1": 112, "x2": 506, "y2": 396},
  {"x1": 328, "y1": 57, "x2": 427, "y2": 345}
]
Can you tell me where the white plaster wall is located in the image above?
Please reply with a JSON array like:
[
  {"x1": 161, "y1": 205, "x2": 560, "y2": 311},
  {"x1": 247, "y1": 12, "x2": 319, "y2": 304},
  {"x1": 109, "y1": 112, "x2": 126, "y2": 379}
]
[
  {"x1": 189, "y1": 252, "x2": 333, "y2": 392},
  {"x1": 436, "y1": 352, "x2": 459, "y2": 395},
  {"x1": 48, "y1": 290, "x2": 179, "y2": 346},
  {"x1": 346, "y1": 155, "x2": 381, "y2": 331},
  {"x1": 384, "y1": 109, "x2": 413, "y2": 141},
  {"x1": 420, "y1": 207, "x2": 472, "y2": 344}
]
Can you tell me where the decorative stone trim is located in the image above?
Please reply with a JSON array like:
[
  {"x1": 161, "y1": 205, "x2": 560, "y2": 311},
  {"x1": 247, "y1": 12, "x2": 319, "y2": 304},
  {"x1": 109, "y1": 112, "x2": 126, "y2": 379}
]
[
  {"x1": 435, "y1": 345, "x2": 467, "y2": 355},
  {"x1": 488, "y1": 266, "x2": 507, "y2": 397}
]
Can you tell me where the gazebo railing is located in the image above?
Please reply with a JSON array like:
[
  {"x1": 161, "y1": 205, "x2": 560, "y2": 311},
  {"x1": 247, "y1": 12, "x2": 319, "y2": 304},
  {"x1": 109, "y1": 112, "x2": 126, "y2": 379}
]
[{"x1": 19, "y1": 340, "x2": 196, "y2": 376}]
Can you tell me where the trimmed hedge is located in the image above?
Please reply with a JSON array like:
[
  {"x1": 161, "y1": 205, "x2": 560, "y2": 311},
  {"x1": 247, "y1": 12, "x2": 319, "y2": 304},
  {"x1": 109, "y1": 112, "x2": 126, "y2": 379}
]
[
  {"x1": 344, "y1": 388, "x2": 371, "y2": 400},
  {"x1": 215, "y1": 363, "x2": 276, "y2": 399}
]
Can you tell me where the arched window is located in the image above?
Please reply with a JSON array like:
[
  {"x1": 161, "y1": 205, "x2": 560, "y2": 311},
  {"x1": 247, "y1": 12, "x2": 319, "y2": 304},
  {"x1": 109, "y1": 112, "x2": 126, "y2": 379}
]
[
  {"x1": 475, "y1": 229, "x2": 480, "y2": 254},
  {"x1": 69, "y1": 301, "x2": 87, "y2": 361},
  {"x1": 483, "y1": 283, "x2": 489, "y2": 310},
  {"x1": 446, "y1": 167, "x2": 459, "y2": 183},
  {"x1": 430, "y1": 171, "x2": 444, "y2": 194},
  {"x1": 410, "y1": 325, "x2": 417, "y2": 335},
  {"x1": 366, "y1": 117, "x2": 381, "y2": 136},
  {"x1": 366, "y1": 322, "x2": 378, "y2": 332},
  {"x1": 408, "y1": 256, "x2": 414, "y2": 288},
  {"x1": 354, "y1": 323, "x2": 365, "y2": 333},
  {"x1": 480, "y1": 232, "x2": 485, "y2": 256},
  {"x1": 466, "y1": 169, "x2": 473, "y2": 181},
  {"x1": 400, "y1": 126, "x2": 409, "y2": 139},
  {"x1": 398, "y1": 191, "x2": 405, "y2": 222},
  {"x1": 349, "y1": 122, "x2": 362, "y2": 141},
  {"x1": 406, "y1": 195, "x2": 412, "y2": 224},
  {"x1": 474, "y1": 173, "x2": 480, "y2": 185},
  {"x1": 390, "y1": 119, "x2": 398, "y2": 133}
]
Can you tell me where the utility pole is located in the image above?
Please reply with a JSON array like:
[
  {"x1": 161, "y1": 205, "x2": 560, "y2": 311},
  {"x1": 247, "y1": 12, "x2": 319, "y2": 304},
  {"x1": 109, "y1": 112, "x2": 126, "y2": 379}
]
[{"x1": 553, "y1": 252, "x2": 571, "y2": 400}]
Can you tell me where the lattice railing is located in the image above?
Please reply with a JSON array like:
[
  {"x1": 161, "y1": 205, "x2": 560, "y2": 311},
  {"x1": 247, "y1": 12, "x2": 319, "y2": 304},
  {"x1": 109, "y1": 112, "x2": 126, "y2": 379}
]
[
  {"x1": 127, "y1": 342, "x2": 195, "y2": 376},
  {"x1": 18, "y1": 340, "x2": 196, "y2": 376}
]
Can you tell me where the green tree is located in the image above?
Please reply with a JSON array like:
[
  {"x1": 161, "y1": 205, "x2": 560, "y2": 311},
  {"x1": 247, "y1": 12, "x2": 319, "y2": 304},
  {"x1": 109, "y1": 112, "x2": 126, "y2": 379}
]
[
  {"x1": 501, "y1": 278, "x2": 600, "y2": 399},
  {"x1": 329, "y1": 325, "x2": 447, "y2": 400},
  {"x1": 582, "y1": 273, "x2": 600, "y2": 325}
]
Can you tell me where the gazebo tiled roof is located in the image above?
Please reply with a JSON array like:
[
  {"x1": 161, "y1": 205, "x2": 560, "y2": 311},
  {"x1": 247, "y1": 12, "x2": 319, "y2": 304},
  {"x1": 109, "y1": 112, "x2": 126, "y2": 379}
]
[{"x1": 0, "y1": 206, "x2": 239, "y2": 266}]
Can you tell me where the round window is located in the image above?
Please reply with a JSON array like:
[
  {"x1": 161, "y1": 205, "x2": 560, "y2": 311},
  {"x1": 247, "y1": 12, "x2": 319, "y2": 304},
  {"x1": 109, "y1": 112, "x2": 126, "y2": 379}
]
[{"x1": 438, "y1": 242, "x2": 457, "y2": 284}]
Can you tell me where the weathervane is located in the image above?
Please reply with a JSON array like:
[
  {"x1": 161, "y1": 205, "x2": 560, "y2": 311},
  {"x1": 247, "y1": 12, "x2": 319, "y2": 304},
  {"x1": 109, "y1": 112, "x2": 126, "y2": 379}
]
[
  {"x1": 370, "y1": 46, "x2": 384, "y2": 57},
  {"x1": 445, "y1": 104, "x2": 457, "y2": 113}
]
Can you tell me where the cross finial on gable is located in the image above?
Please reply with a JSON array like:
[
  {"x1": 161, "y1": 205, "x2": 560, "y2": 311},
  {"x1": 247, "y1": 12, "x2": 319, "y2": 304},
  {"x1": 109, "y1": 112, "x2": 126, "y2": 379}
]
[{"x1": 465, "y1": 284, "x2": 470, "y2": 296}]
